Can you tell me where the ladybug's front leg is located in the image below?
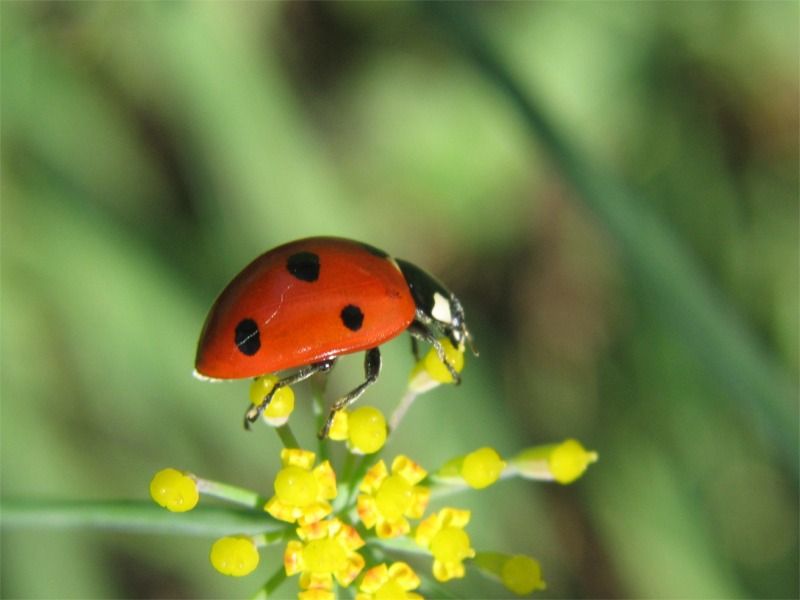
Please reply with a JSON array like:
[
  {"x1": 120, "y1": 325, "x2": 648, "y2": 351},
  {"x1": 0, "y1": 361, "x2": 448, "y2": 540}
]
[
  {"x1": 318, "y1": 348, "x2": 381, "y2": 439},
  {"x1": 244, "y1": 360, "x2": 334, "y2": 429},
  {"x1": 406, "y1": 321, "x2": 462, "y2": 385}
]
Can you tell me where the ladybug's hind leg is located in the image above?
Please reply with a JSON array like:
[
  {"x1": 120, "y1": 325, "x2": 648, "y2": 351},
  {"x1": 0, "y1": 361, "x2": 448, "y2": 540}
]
[
  {"x1": 245, "y1": 360, "x2": 334, "y2": 429},
  {"x1": 410, "y1": 336, "x2": 422, "y2": 362},
  {"x1": 318, "y1": 348, "x2": 381, "y2": 439}
]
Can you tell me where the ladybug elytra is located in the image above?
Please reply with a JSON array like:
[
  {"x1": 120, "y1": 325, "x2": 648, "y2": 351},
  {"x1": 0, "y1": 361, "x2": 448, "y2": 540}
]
[{"x1": 194, "y1": 236, "x2": 476, "y2": 438}]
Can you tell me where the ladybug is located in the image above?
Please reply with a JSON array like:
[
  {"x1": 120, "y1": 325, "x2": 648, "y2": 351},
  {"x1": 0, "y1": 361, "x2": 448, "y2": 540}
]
[{"x1": 194, "y1": 236, "x2": 476, "y2": 438}]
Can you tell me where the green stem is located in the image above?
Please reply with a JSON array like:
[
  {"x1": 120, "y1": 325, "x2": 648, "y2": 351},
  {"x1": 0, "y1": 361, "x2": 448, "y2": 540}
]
[
  {"x1": 339, "y1": 449, "x2": 358, "y2": 484},
  {"x1": 388, "y1": 388, "x2": 420, "y2": 435},
  {"x1": 195, "y1": 477, "x2": 269, "y2": 509},
  {"x1": 274, "y1": 423, "x2": 300, "y2": 450},
  {"x1": 426, "y1": 467, "x2": 519, "y2": 501},
  {"x1": 0, "y1": 499, "x2": 283, "y2": 537},
  {"x1": 344, "y1": 450, "x2": 383, "y2": 508},
  {"x1": 311, "y1": 372, "x2": 331, "y2": 462},
  {"x1": 252, "y1": 528, "x2": 295, "y2": 548},
  {"x1": 251, "y1": 565, "x2": 288, "y2": 599}
]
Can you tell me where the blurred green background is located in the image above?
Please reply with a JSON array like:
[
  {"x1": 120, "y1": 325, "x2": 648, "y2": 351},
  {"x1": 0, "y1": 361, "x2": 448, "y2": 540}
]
[{"x1": 2, "y1": 2, "x2": 798, "y2": 599}]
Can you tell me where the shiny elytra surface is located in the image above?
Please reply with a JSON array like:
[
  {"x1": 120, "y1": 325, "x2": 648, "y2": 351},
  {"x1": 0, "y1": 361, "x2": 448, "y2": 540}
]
[{"x1": 195, "y1": 237, "x2": 416, "y2": 379}]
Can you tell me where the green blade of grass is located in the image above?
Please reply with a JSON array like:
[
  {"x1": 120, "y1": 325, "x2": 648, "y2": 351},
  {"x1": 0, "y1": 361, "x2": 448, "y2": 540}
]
[{"x1": 426, "y1": 3, "x2": 799, "y2": 469}]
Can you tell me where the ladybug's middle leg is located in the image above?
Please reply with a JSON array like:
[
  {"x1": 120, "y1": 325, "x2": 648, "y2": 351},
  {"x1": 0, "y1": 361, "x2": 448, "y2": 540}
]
[{"x1": 318, "y1": 347, "x2": 381, "y2": 439}]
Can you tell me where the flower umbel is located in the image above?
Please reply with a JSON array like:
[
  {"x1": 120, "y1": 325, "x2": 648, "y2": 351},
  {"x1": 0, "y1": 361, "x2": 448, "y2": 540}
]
[
  {"x1": 358, "y1": 455, "x2": 430, "y2": 539},
  {"x1": 357, "y1": 562, "x2": 423, "y2": 600},
  {"x1": 416, "y1": 508, "x2": 476, "y2": 581},
  {"x1": 285, "y1": 518, "x2": 366, "y2": 595},
  {"x1": 265, "y1": 448, "x2": 337, "y2": 525},
  {"x1": 154, "y1": 330, "x2": 597, "y2": 598}
]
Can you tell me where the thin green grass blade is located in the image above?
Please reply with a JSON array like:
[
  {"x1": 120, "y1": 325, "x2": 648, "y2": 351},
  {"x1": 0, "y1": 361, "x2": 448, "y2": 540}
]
[{"x1": 425, "y1": 3, "x2": 799, "y2": 470}]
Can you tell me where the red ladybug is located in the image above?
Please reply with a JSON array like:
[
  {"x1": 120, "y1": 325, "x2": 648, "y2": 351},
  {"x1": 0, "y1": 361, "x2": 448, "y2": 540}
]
[{"x1": 194, "y1": 236, "x2": 476, "y2": 438}]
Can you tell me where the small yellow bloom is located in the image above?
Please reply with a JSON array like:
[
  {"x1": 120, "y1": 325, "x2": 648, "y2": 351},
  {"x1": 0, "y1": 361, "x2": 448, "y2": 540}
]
[
  {"x1": 250, "y1": 375, "x2": 295, "y2": 426},
  {"x1": 285, "y1": 518, "x2": 365, "y2": 594},
  {"x1": 461, "y1": 447, "x2": 507, "y2": 489},
  {"x1": 473, "y1": 552, "x2": 547, "y2": 595},
  {"x1": 408, "y1": 338, "x2": 465, "y2": 393},
  {"x1": 327, "y1": 409, "x2": 349, "y2": 441},
  {"x1": 265, "y1": 449, "x2": 337, "y2": 525},
  {"x1": 423, "y1": 338, "x2": 464, "y2": 383},
  {"x1": 502, "y1": 555, "x2": 546, "y2": 595},
  {"x1": 358, "y1": 455, "x2": 430, "y2": 539},
  {"x1": 511, "y1": 439, "x2": 598, "y2": 484},
  {"x1": 210, "y1": 535, "x2": 259, "y2": 577},
  {"x1": 149, "y1": 468, "x2": 199, "y2": 512},
  {"x1": 356, "y1": 562, "x2": 423, "y2": 600},
  {"x1": 348, "y1": 407, "x2": 388, "y2": 454},
  {"x1": 415, "y1": 508, "x2": 475, "y2": 581},
  {"x1": 327, "y1": 407, "x2": 387, "y2": 453}
]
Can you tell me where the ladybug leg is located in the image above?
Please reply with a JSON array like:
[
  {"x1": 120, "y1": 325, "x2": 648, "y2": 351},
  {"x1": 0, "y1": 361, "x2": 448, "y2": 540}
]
[
  {"x1": 318, "y1": 347, "x2": 381, "y2": 439},
  {"x1": 410, "y1": 336, "x2": 422, "y2": 362},
  {"x1": 407, "y1": 321, "x2": 462, "y2": 385},
  {"x1": 244, "y1": 359, "x2": 334, "y2": 429}
]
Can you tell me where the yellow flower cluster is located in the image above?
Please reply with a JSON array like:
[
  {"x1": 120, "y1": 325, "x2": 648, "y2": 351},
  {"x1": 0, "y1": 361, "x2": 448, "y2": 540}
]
[
  {"x1": 149, "y1": 339, "x2": 596, "y2": 598},
  {"x1": 265, "y1": 449, "x2": 337, "y2": 526}
]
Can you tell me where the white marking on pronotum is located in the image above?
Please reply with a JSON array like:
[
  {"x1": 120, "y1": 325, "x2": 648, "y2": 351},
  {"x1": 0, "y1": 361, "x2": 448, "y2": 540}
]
[{"x1": 431, "y1": 292, "x2": 452, "y2": 324}]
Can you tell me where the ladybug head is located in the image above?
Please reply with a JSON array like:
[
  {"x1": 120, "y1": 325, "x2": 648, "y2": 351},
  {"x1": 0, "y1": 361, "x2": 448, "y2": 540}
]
[{"x1": 396, "y1": 259, "x2": 477, "y2": 356}]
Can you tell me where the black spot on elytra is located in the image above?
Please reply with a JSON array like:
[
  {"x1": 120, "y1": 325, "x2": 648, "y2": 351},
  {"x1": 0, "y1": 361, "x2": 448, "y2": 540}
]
[
  {"x1": 235, "y1": 318, "x2": 261, "y2": 356},
  {"x1": 359, "y1": 242, "x2": 389, "y2": 259},
  {"x1": 340, "y1": 305, "x2": 364, "y2": 331},
  {"x1": 287, "y1": 252, "x2": 320, "y2": 282}
]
